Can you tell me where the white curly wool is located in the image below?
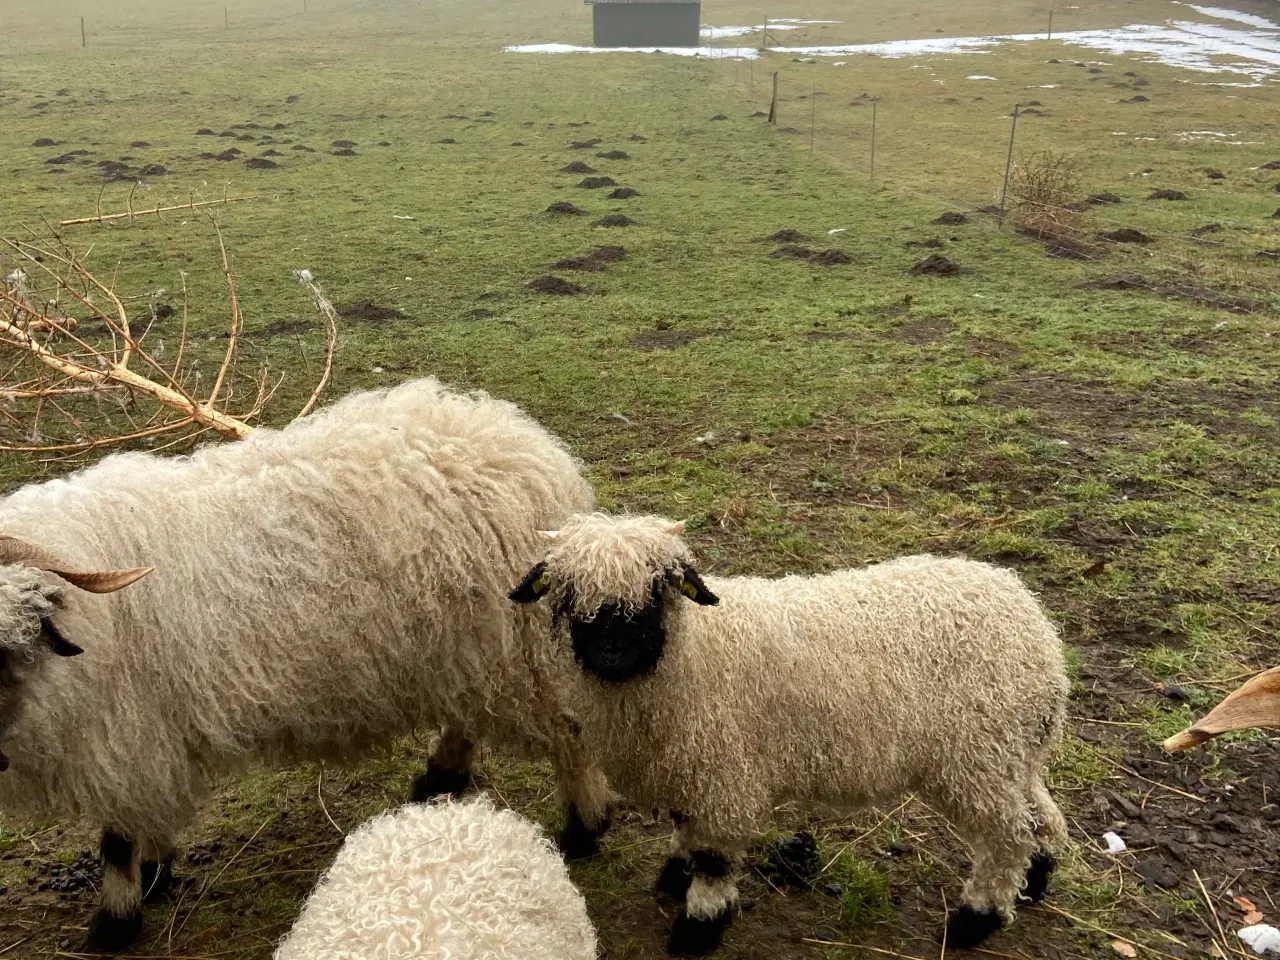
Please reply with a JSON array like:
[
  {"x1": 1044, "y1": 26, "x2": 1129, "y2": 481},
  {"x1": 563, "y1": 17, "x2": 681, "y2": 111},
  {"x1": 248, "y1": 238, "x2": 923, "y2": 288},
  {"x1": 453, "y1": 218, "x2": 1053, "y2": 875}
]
[
  {"x1": 533, "y1": 513, "x2": 1070, "y2": 929},
  {"x1": 0, "y1": 378, "x2": 601, "y2": 928},
  {"x1": 275, "y1": 799, "x2": 597, "y2": 960}
]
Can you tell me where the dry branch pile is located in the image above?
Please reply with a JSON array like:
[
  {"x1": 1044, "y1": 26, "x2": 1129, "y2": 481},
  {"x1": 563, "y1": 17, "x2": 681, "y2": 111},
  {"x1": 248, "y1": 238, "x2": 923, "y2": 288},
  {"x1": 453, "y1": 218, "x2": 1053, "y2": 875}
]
[{"x1": 1, "y1": 222, "x2": 337, "y2": 459}]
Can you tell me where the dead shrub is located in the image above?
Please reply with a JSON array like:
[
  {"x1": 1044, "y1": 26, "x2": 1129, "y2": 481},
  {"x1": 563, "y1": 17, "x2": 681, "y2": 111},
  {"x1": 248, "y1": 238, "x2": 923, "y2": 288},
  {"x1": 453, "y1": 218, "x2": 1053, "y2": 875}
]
[{"x1": 1008, "y1": 150, "x2": 1085, "y2": 247}]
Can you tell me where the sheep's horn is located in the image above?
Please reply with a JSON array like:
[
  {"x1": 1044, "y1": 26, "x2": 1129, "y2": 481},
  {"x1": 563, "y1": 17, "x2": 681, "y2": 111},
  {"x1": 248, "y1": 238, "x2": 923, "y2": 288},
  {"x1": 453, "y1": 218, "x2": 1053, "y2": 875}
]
[
  {"x1": 1163, "y1": 666, "x2": 1280, "y2": 752},
  {"x1": 0, "y1": 536, "x2": 152, "y2": 594},
  {"x1": 538, "y1": 530, "x2": 560, "y2": 540}
]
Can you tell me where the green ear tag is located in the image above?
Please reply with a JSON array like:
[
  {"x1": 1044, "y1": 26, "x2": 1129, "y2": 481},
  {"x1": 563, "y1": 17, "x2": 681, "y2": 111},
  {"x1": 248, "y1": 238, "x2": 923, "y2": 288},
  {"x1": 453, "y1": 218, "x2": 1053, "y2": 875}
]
[{"x1": 533, "y1": 575, "x2": 550, "y2": 595}]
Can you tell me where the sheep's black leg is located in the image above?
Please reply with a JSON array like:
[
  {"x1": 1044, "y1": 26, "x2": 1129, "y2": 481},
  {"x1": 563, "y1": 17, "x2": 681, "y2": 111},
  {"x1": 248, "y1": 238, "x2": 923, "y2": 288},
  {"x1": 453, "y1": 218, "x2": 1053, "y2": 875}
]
[
  {"x1": 140, "y1": 852, "x2": 176, "y2": 902},
  {"x1": 656, "y1": 855, "x2": 695, "y2": 902},
  {"x1": 85, "y1": 829, "x2": 144, "y2": 953},
  {"x1": 558, "y1": 803, "x2": 611, "y2": 860},
  {"x1": 668, "y1": 849, "x2": 735, "y2": 956},
  {"x1": 944, "y1": 905, "x2": 1004, "y2": 949},
  {"x1": 411, "y1": 728, "x2": 475, "y2": 802},
  {"x1": 1021, "y1": 852, "x2": 1056, "y2": 904}
]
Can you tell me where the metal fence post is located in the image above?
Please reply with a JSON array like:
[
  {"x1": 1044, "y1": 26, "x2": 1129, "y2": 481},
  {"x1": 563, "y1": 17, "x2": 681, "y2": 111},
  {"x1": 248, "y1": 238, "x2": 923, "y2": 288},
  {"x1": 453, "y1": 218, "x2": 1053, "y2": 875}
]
[{"x1": 998, "y1": 104, "x2": 1021, "y2": 226}]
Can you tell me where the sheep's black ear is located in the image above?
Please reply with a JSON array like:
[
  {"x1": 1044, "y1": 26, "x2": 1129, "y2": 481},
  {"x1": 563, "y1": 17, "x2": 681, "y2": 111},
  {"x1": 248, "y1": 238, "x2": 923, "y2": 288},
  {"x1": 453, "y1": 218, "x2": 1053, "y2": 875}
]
[
  {"x1": 678, "y1": 567, "x2": 719, "y2": 606},
  {"x1": 509, "y1": 562, "x2": 551, "y2": 604},
  {"x1": 41, "y1": 618, "x2": 83, "y2": 657}
]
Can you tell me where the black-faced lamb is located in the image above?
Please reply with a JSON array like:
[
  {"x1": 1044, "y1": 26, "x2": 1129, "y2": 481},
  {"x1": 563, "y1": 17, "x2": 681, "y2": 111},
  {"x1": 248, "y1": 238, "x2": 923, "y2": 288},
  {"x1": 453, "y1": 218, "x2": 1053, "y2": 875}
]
[
  {"x1": 0, "y1": 378, "x2": 610, "y2": 951},
  {"x1": 510, "y1": 513, "x2": 1069, "y2": 956},
  {"x1": 274, "y1": 797, "x2": 598, "y2": 960}
]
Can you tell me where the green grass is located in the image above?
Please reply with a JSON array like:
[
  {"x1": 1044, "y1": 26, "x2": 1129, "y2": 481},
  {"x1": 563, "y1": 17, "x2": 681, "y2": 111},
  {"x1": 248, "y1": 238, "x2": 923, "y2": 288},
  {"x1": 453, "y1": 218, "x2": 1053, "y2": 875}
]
[
  {"x1": 819, "y1": 844, "x2": 894, "y2": 933},
  {"x1": 2, "y1": 0, "x2": 1278, "y2": 956}
]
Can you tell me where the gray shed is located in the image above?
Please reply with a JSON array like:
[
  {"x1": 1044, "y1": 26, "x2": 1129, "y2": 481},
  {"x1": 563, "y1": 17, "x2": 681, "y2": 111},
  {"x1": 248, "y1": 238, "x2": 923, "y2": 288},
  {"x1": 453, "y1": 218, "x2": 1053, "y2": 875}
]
[{"x1": 585, "y1": 0, "x2": 701, "y2": 48}]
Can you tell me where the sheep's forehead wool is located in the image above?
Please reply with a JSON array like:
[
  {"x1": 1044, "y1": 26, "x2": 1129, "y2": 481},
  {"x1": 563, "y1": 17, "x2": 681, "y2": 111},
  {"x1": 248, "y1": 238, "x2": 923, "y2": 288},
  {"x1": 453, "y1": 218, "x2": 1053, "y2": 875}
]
[
  {"x1": 547, "y1": 513, "x2": 691, "y2": 614},
  {"x1": 0, "y1": 566, "x2": 59, "y2": 656},
  {"x1": 274, "y1": 798, "x2": 597, "y2": 960}
]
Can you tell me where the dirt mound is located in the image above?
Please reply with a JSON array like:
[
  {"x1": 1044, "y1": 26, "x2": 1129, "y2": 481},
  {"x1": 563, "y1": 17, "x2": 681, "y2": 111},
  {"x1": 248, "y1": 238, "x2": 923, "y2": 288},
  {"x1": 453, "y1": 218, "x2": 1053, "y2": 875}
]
[
  {"x1": 750, "y1": 110, "x2": 768, "y2": 117},
  {"x1": 441, "y1": 113, "x2": 469, "y2": 120},
  {"x1": 577, "y1": 176, "x2": 616, "y2": 189},
  {"x1": 1099, "y1": 228, "x2": 1154, "y2": 244},
  {"x1": 215, "y1": 149, "x2": 241, "y2": 161},
  {"x1": 274, "y1": 123, "x2": 289, "y2": 130},
  {"x1": 1258, "y1": 249, "x2": 1280, "y2": 261},
  {"x1": 1260, "y1": 160, "x2": 1280, "y2": 170},
  {"x1": 811, "y1": 249, "x2": 853, "y2": 265},
  {"x1": 932, "y1": 212, "x2": 968, "y2": 225},
  {"x1": 1205, "y1": 169, "x2": 1226, "y2": 180},
  {"x1": 629, "y1": 134, "x2": 648, "y2": 142},
  {"x1": 570, "y1": 139, "x2": 603, "y2": 149},
  {"x1": 195, "y1": 128, "x2": 215, "y2": 136},
  {"x1": 1148, "y1": 189, "x2": 1188, "y2": 200},
  {"x1": 561, "y1": 161, "x2": 596, "y2": 174},
  {"x1": 1192, "y1": 223, "x2": 1222, "y2": 236},
  {"x1": 591, "y1": 245, "x2": 626, "y2": 262},
  {"x1": 607, "y1": 187, "x2": 639, "y2": 199},
  {"x1": 909, "y1": 253, "x2": 960, "y2": 276},
  {"x1": 596, "y1": 150, "x2": 630, "y2": 160},
  {"x1": 1094, "y1": 273, "x2": 1263, "y2": 312},
  {"x1": 337, "y1": 301, "x2": 401, "y2": 323},
  {"x1": 198, "y1": 152, "x2": 217, "y2": 160},
  {"x1": 1086, "y1": 192, "x2": 1123, "y2": 204},
  {"x1": 772, "y1": 244, "x2": 815, "y2": 260},
  {"x1": 261, "y1": 149, "x2": 282, "y2": 156},
  {"x1": 547, "y1": 201, "x2": 588, "y2": 216},
  {"x1": 710, "y1": 114, "x2": 728, "y2": 121},
  {"x1": 553, "y1": 256, "x2": 604, "y2": 272},
  {"x1": 45, "y1": 154, "x2": 79, "y2": 165},
  {"x1": 332, "y1": 140, "x2": 356, "y2": 148},
  {"x1": 292, "y1": 144, "x2": 315, "y2": 152},
  {"x1": 138, "y1": 163, "x2": 167, "y2": 176},
  {"x1": 245, "y1": 158, "x2": 278, "y2": 169},
  {"x1": 763, "y1": 229, "x2": 809, "y2": 243},
  {"x1": 594, "y1": 214, "x2": 633, "y2": 227},
  {"x1": 130, "y1": 140, "x2": 151, "y2": 148},
  {"x1": 333, "y1": 148, "x2": 357, "y2": 156},
  {"x1": 32, "y1": 137, "x2": 57, "y2": 147},
  {"x1": 511, "y1": 141, "x2": 525, "y2": 146},
  {"x1": 237, "y1": 134, "x2": 256, "y2": 142},
  {"x1": 286, "y1": 94, "x2": 300, "y2": 103},
  {"x1": 437, "y1": 138, "x2": 455, "y2": 144},
  {"x1": 632, "y1": 329, "x2": 709, "y2": 351},
  {"x1": 525, "y1": 275, "x2": 582, "y2": 295},
  {"x1": 1044, "y1": 238, "x2": 1094, "y2": 259}
]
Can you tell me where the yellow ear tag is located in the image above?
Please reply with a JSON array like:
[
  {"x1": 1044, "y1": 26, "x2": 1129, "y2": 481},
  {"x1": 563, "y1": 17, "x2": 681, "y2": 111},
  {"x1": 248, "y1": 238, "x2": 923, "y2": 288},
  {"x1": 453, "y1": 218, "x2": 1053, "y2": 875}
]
[
  {"x1": 532, "y1": 575, "x2": 550, "y2": 595},
  {"x1": 680, "y1": 579, "x2": 699, "y2": 599}
]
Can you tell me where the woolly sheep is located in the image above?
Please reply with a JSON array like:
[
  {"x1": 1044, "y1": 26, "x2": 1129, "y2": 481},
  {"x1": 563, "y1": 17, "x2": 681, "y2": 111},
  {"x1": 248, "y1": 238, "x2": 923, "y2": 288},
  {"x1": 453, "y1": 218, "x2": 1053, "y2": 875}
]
[
  {"x1": 0, "y1": 378, "x2": 611, "y2": 952},
  {"x1": 510, "y1": 513, "x2": 1070, "y2": 956},
  {"x1": 275, "y1": 797, "x2": 597, "y2": 960}
]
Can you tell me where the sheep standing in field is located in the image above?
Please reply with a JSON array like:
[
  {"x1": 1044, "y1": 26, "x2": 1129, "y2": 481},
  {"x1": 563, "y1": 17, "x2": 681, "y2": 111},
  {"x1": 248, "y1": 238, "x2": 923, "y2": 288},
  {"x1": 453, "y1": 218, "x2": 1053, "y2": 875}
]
[
  {"x1": 274, "y1": 797, "x2": 598, "y2": 960},
  {"x1": 510, "y1": 513, "x2": 1069, "y2": 956},
  {"x1": 0, "y1": 378, "x2": 610, "y2": 952}
]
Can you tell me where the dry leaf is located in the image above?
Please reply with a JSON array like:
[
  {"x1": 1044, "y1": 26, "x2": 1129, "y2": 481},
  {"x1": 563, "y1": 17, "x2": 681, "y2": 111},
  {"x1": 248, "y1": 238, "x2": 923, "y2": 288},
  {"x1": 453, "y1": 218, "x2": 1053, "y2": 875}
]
[
  {"x1": 1244, "y1": 910, "x2": 1264, "y2": 925},
  {"x1": 1235, "y1": 896, "x2": 1258, "y2": 913},
  {"x1": 1209, "y1": 942, "x2": 1226, "y2": 959},
  {"x1": 1111, "y1": 940, "x2": 1138, "y2": 958}
]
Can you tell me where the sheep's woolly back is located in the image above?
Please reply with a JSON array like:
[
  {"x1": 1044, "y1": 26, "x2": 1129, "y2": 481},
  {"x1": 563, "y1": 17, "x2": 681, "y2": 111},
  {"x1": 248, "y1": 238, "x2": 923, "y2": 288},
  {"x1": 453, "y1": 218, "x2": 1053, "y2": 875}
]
[
  {"x1": 274, "y1": 798, "x2": 597, "y2": 960},
  {"x1": 0, "y1": 378, "x2": 593, "y2": 840},
  {"x1": 545, "y1": 513, "x2": 690, "y2": 615}
]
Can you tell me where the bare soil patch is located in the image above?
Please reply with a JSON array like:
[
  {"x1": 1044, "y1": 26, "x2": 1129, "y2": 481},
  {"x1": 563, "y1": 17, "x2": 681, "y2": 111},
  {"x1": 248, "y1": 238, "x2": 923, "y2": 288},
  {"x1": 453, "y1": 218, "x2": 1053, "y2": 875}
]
[
  {"x1": 336, "y1": 301, "x2": 402, "y2": 324},
  {"x1": 594, "y1": 214, "x2": 633, "y2": 227},
  {"x1": 577, "y1": 176, "x2": 616, "y2": 189},
  {"x1": 525, "y1": 275, "x2": 582, "y2": 295},
  {"x1": 607, "y1": 187, "x2": 638, "y2": 199},
  {"x1": 1148, "y1": 189, "x2": 1188, "y2": 200},
  {"x1": 908, "y1": 253, "x2": 960, "y2": 276},
  {"x1": 245, "y1": 158, "x2": 278, "y2": 169},
  {"x1": 888, "y1": 317, "x2": 954, "y2": 344},
  {"x1": 1098, "y1": 228, "x2": 1154, "y2": 244},
  {"x1": 596, "y1": 150, "x2": 630, "y2": 160},
  {"x1": 932, "y1": 211, "x2": 968, "y2": 225},
  {"x1": 548, "y1": 201, "x2": 588, "y2": 216}
]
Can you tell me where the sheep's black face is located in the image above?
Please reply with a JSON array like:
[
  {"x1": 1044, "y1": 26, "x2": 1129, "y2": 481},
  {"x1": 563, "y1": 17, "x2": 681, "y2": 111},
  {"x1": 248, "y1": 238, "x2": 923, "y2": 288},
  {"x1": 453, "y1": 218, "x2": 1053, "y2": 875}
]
[{"x1": 564, "y1": 584, "x2": 667, "y2": 683}]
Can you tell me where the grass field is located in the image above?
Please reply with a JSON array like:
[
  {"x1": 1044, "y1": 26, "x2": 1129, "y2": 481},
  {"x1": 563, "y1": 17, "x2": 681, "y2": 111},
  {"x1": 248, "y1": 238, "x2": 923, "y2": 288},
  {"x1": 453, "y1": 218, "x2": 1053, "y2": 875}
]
[{"x1": 2, "y1": 0, "x2": 1279, "y2": 956}]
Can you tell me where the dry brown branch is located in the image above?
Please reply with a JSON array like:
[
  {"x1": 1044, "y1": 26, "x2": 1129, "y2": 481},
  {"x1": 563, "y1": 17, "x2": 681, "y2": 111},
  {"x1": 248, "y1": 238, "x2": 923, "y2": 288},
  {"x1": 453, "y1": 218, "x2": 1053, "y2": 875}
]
[
  {"x1": 61, "y1": 194, "x2": 257, "y2": 228},
  {"x1": 0, "y1": 229, "x2": 338, "y2": 459},
  {"x1": 1009, "y1": 150, "x2": 1086, "y2": 250}
]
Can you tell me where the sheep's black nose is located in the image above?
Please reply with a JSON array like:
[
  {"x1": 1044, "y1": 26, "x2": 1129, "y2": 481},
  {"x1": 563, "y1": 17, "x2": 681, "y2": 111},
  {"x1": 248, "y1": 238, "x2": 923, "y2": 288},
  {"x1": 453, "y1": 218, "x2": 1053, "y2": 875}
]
[{"x1": 0, "y1": 750, "x2": 9, "y2": 772}]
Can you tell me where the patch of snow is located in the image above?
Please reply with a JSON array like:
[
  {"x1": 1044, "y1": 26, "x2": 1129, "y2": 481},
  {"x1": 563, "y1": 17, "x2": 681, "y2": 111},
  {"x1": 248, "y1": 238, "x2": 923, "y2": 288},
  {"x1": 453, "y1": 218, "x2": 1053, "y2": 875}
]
[
  {"x1": 1102, "y1": 832, "x2": 1127, "y2": 854},
  {"x1": 767, "y1": 19, "x2": 1280, "y2": 79},
  {"x1": 1175, "y1": 2, "x2": 1280, "y2": 30},
  {"x1": 967, "y1": 74, "x2": 999, "y2": 79},
  {"x1": 1111, "y1": 131, "x2": 1130, "y2": 135},
  {"x1": 1034, "y1": 83, "x2": 1060, "y2": 87}
]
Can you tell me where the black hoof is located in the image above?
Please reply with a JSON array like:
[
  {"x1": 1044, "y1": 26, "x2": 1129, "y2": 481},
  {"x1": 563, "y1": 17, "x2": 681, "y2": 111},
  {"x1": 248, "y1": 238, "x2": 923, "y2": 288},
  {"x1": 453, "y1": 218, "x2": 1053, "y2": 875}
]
[
  {"x1": 668, "y1": 906, "x2": 731, "y2": 956},
  {"x1": 557, "y1": 805, "x2": 609, "y2": 861},
  {"x1": 85, "y1": 909, "x2": 143, "y2": 953},
  {"x1": 656, "y1": 855, "x2": 694, "y2": 903},
  {"x1": 1022, "y1": 852, "x2": 1056, "y2": 904},
  {"x1": 410, "y1": 764, "x2": 473, "y2": 803},
  {"x1": 944, "y1": 904, "x2": 1004, "y2": 949},
  {"x1": 140, "y1": 856, "x2": 176, "y2": 902}
]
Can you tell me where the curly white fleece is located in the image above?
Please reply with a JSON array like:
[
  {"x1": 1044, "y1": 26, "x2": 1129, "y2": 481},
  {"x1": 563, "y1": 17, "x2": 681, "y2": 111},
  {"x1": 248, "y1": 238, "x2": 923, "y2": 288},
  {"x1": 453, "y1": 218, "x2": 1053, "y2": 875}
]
[{"x1": 275, "y1": 799, "x2": 597, "y2": 960}]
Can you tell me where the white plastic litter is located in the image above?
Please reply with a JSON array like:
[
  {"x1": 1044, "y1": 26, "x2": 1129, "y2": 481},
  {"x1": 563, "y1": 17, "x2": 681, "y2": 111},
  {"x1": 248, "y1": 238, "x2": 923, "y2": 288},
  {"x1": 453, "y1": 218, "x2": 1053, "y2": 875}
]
[
  {"x1": 1102, "y1": 832, "x2": 1127, "y2": 854},
  {"x1": 1239, "y1": 925, "x2": 1280, "y2": 957},
  {"x1": 828, "y1": 227, "x2": 847, "y2": 234}
]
